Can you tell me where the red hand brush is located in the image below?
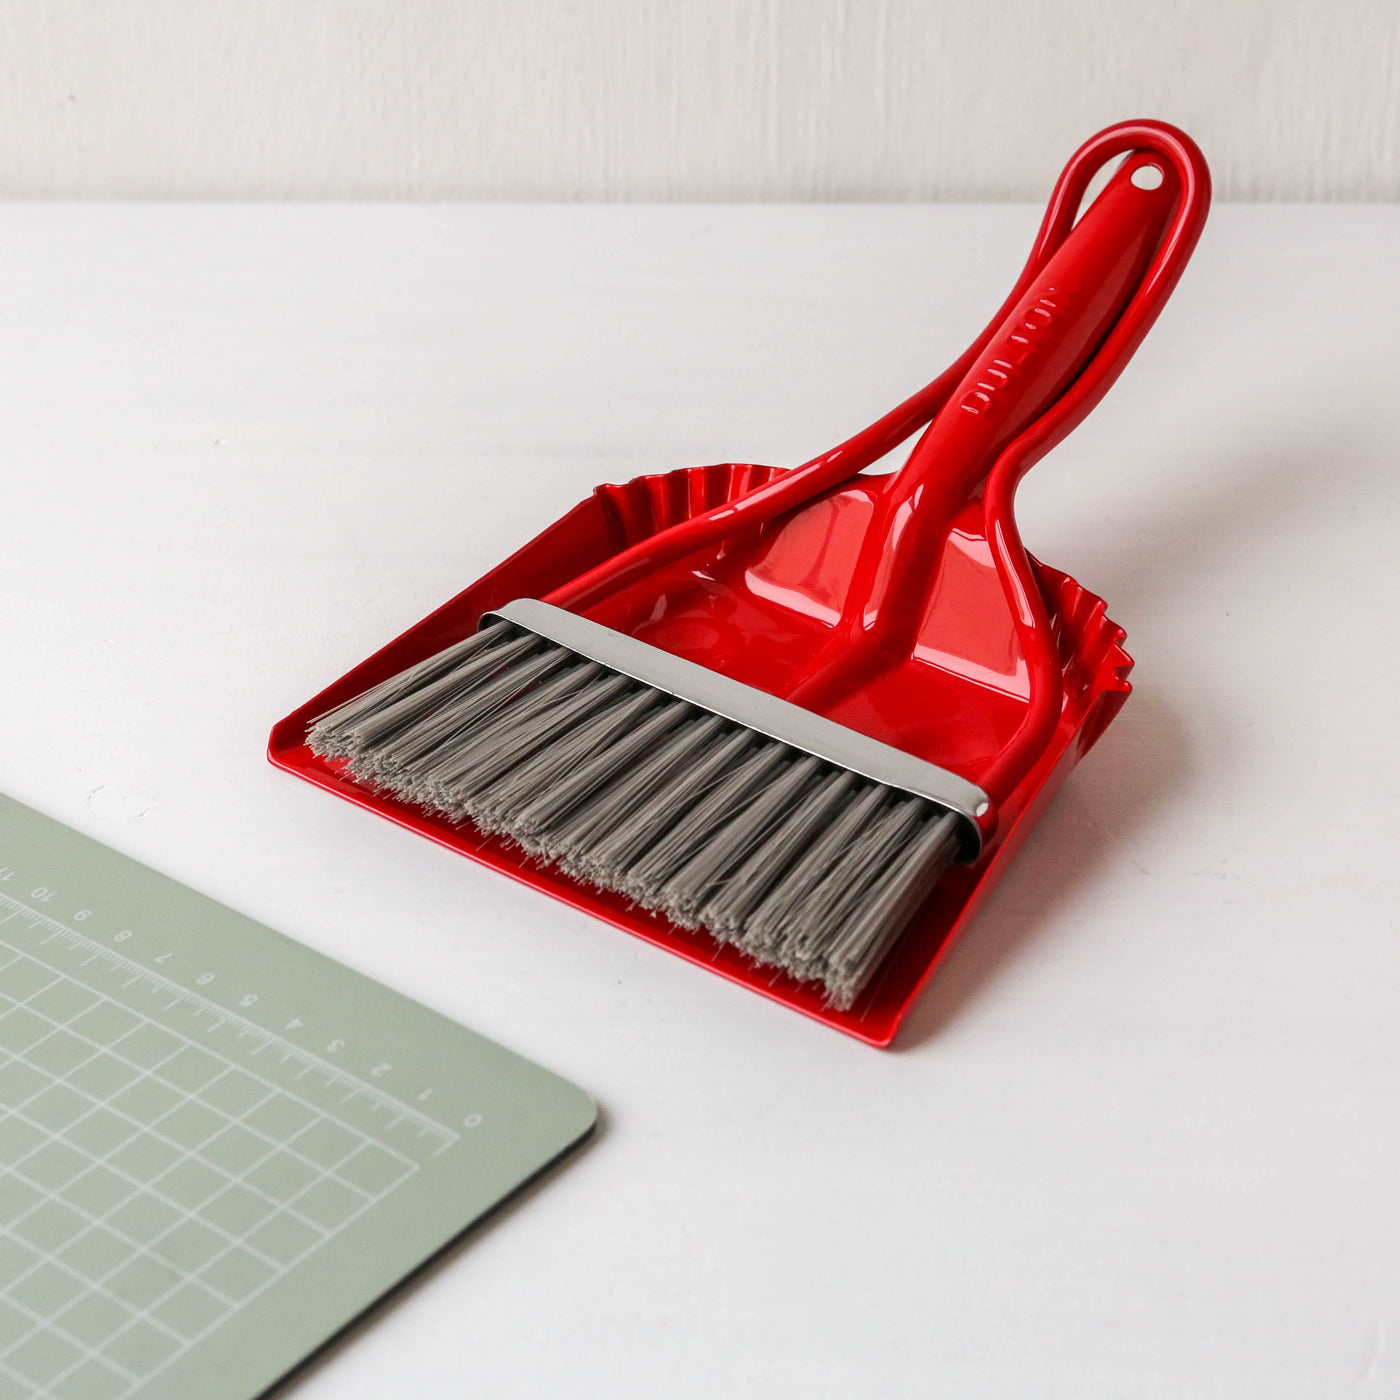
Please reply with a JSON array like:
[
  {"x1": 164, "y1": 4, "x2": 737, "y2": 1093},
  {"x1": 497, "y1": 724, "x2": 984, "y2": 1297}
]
[{"x1": 271, "y1": 120, "x2": 1210, "y2": 1045}]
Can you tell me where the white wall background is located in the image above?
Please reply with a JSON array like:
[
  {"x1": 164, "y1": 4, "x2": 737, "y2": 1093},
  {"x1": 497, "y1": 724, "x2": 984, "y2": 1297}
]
[{"x1": 0, "y1": 0, "x2": 1396, "y2": 201}]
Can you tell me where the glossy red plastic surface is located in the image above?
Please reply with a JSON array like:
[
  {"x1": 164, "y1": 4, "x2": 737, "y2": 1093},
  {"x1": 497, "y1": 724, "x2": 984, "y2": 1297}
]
[{"x1": 269, "y1": 121, "x2": 1210, "y2": 1044}]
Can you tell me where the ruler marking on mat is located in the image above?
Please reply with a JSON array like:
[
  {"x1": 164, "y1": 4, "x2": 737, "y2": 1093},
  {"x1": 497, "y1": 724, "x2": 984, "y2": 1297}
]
[{"x1": 0, "y1": 890, "x2": 456, "y2": 1151}]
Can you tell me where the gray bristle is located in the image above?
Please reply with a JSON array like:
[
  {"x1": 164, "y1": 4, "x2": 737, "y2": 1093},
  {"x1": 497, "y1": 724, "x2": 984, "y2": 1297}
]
[
  {"x1": 315, "y1": 623, "x2": 961, "y2": 1010},
  {"x1": 658, "y1": 754, "x2": 823, "y2": 929}
]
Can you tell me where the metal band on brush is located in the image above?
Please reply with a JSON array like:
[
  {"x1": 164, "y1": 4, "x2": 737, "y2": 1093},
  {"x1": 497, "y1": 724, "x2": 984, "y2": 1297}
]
[{"x1": 484, "y1": 598, "x2": 989, "y2": 859}]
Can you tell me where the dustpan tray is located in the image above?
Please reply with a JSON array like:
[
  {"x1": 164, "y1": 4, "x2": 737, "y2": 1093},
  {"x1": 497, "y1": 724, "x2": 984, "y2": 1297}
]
[{"x1": 270, "y1": 463, "x2": 1131, "y2": 1045}]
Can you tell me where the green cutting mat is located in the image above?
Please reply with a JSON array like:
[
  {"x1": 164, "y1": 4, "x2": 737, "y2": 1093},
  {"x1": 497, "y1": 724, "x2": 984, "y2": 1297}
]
[{"x1": 0, "y1": 794, "x2": 596, "y2": 1400}]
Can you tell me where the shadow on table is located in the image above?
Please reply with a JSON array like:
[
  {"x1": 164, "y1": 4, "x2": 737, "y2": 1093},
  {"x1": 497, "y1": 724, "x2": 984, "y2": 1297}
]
[
  {"x1": 895, "y1": 429, "x2": 1367, "y2": 1048},
  {"x1": 897, "y1": 684, "x2": 1188, "y2": 1049}
]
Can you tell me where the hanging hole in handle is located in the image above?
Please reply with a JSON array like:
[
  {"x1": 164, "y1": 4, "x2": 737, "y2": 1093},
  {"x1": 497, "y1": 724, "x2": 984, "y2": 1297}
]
[{"x1": 1131, "y1": 163, "x2": 1165, "y2": 190}]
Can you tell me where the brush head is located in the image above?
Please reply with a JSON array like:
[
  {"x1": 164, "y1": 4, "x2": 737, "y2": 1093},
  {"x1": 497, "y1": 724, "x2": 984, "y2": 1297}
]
[{"x1": 309, "y1": 611, "x2": 966, "y2": 1011}]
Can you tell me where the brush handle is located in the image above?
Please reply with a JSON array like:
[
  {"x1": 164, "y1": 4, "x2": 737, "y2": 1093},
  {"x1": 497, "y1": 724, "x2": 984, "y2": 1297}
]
[
  {"x1": 784, "y1": 130, "x2": 1209, "y2": 817},
  {"x1": 843, "y1": 151, "x2": 1181, "y2": 666},
  {"x1": 892, "y1": 155, "x2": 1179, "y2": 502},
  {"x1": 547, "y1": 121, "x2": 1207, "y2": 619}
]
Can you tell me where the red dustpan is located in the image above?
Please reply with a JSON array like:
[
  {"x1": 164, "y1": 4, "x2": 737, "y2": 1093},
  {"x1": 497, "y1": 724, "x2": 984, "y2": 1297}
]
[{"x1": 271, "y1": 120, "x2": 1210, "y2": 1045}]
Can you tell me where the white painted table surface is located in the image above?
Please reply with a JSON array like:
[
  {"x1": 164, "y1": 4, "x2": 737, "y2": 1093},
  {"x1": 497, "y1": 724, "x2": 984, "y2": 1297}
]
[{"x1": 0, "y1": 202, "x2": 1397, "y2": 1400}]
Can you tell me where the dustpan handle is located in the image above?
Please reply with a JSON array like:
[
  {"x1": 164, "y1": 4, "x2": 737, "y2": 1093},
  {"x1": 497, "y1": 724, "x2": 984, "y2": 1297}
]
[
  {"x1": 798, "y1": 140, "x2": 1187, "y2": 700},
  {"x1": 546, "y1": 121, "x2": 1208, "y2": 632},
  {"x1": 545, "y1": 121, "x2": 1177, "y2": 615}
]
